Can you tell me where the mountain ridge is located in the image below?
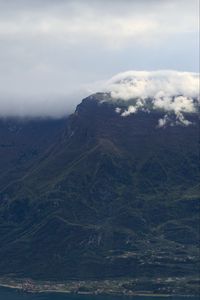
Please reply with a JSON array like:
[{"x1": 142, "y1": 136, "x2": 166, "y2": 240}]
[{"x1": 0, "y1": 94, "x2": 199, "y2": 286}]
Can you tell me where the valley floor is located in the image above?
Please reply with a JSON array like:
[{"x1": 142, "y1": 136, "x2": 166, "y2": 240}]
[{"x1": 0, "y1": 276, "x2": 199, "y2": 297}]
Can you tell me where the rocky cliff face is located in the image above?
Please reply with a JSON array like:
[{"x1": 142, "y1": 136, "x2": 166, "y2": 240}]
[{"x1": 0, "y1": 94, "x2": 199, "y2": 280}]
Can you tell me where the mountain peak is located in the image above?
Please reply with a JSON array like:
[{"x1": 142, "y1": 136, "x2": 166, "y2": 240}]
[
  {"x1": 74, "y1": 90, "x2": 198, "y2": 129},
  {"x1": 71, "y1": 70, "x2": 199, "y2": 129}
]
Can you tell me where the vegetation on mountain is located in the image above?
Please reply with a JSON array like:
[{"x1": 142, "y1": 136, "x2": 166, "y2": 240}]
[{"x1": 0, "y1": 94, "x2": 199, "y2": 288}]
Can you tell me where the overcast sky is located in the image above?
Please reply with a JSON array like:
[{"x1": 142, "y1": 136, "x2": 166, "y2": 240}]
[{"x1": 0, "y1": 0, "x2": 199, "y2": 117}]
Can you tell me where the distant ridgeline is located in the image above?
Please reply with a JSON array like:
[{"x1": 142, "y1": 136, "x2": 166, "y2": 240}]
[{"x1": 0, "y1": 71, "x2": 199, "y2": 294}]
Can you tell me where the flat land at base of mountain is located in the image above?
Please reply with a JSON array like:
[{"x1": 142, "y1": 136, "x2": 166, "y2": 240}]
[{"x1": 0, "y1": 276, "x2": 199, "y2": 297}]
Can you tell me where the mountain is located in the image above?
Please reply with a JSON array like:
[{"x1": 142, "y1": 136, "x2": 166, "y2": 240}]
[
  {"x1": 0, "y1": 93, "x2": 199, "y2": 285},
  {"x1": 0, "y1": 117, "x2": 67, "y2": 190}
]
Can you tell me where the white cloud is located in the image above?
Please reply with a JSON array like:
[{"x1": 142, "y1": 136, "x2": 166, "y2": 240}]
[
  {"x1": 121, "y1": 99, "x2": 145, "y2": 116},
  {"x1": 157, "y1": 114, "x2": 170, "y2": 128},
  {"x1": 157, "y1": 112, "x2": 192, "y2": 128},
  {"x1": 153, "y1": 96, "x2": 196, "y2": 114},
  {"x1": 0, "y1": 0, "x2": 197, "y2": 48},
  {"x1": 0, "y1": 17, "x2": 157, "y2": 48},
  {"x1": 0, "y1": 0, "x2": 198, "y2": 107},
  {"x1": 0, "y1": 91, "x2": 86, "y2": 118},
  {"x1": 115, "y1": 107, "x2": 121, "y2": 114},
  {"x1": 107, "y1": 70, "x2": 199, "y2": 100},
  {"x1": 121, "y1": 105, "x2": 137, "y2": 117},
  {"x1": 175, "y1": 112, "x2": 192, "y2": 126},
  {"x1": 105, "y1": 70, "x2": 199, "y2": 126},
  {"x1": 0, "y1": 69, "x2": 199, "y2": 119}
]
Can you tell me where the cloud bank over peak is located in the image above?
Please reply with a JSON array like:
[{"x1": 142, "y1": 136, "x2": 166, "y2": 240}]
[
  {"x1": 106, "y1": 70, "x2": 199, "y2": 127},
  {"x1": 107, "y1": 70, "x2": 199, "y2": 100},
  {"x1": 0, "y1": 70, "x2": 199, "y2": 121}
]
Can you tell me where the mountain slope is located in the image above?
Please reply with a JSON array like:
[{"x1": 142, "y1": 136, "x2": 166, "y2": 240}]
[
  {"x1": 0, "y1": 94, "x2": 199, "y2": 282},
  {"x1": 0, "y1": 117, "x2": 67, "y2": 190}
]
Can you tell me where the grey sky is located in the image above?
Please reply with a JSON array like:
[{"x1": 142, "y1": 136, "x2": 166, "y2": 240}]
[{"x1": 0, "y1": 0, "x2": 199, "y2": 117}]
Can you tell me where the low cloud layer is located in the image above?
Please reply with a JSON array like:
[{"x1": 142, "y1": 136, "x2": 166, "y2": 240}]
[
  {"x1": 107, "y1": 70, "x2": 199, "y2": 127},
  {"x1": 0, "y1": 70, "x2": 199, "y2": 119}
]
